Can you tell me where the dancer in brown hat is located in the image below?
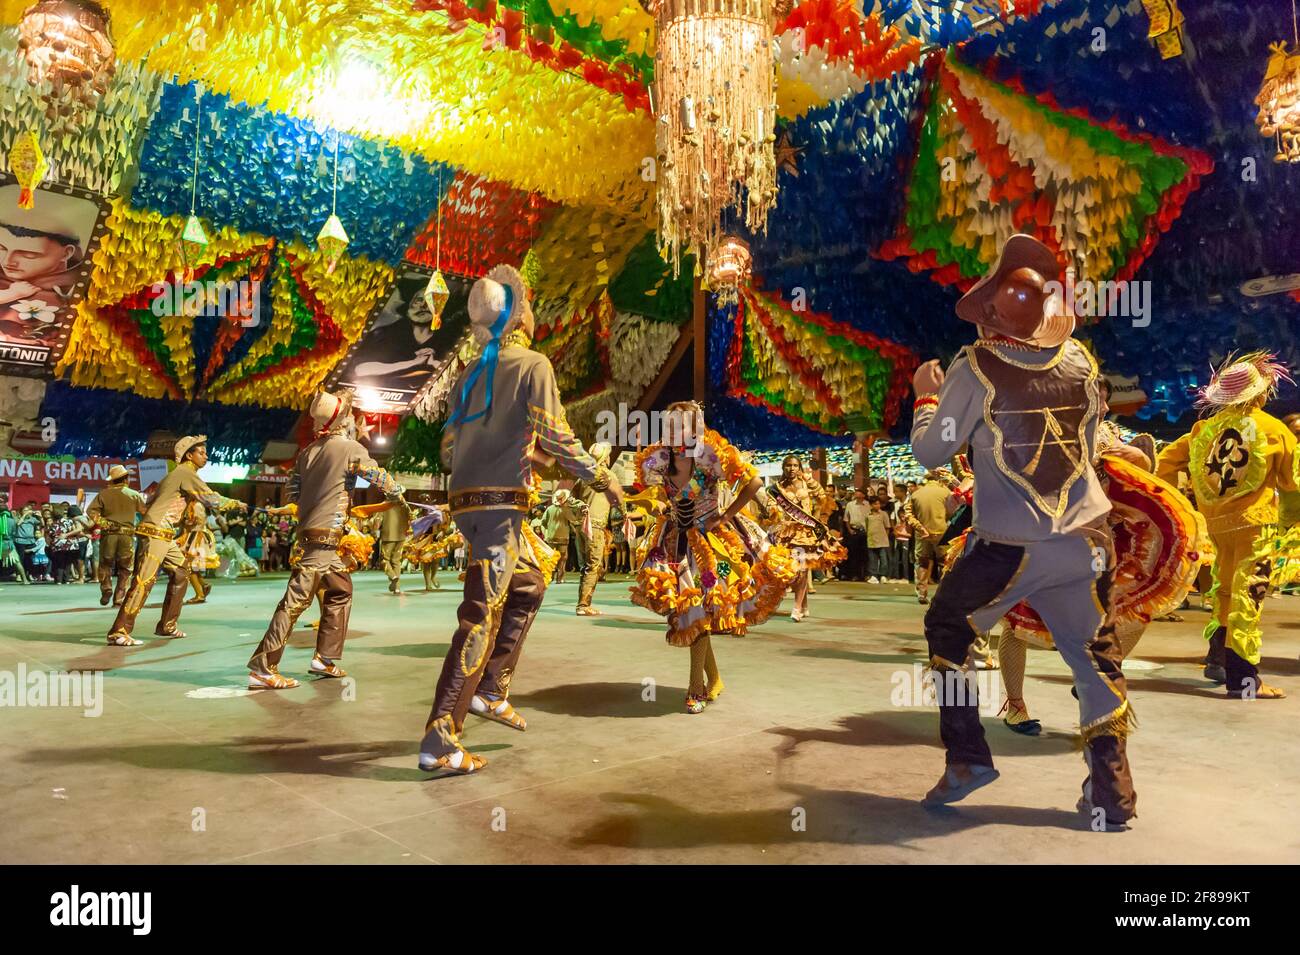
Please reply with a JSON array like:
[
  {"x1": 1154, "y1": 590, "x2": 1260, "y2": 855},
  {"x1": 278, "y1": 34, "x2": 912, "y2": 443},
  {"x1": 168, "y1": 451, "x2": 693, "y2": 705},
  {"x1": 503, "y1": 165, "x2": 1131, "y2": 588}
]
[
  {"x1": 909, "y1": 235, "x2": 1135, "y2": 830},
  {"x1": 86, "y1": 464, "x2": 146, "y2": 607},
  {"x1": 107, "y1": 437, "x2": 247, "y2": 646},
  {"x1": 246, "y1": 388, "x2": 406, "y2": 688}
]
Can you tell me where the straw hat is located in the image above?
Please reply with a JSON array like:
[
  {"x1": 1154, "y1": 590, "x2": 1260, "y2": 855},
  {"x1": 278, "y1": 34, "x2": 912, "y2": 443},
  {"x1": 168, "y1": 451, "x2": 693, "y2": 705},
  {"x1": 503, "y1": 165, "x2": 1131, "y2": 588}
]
[
  {"x1": 174, "y1": 435, "x2": 207, "y2": 462},
  {"x1": 1197, "y1": 352, "x2": 1292, "y2": 411},
  {"x1": 107, "y1": 464, "x2": 130, "y2": 482},
  {"x1": 309, "y1": 388, "x2": 354, "y2": 433},
  {"x1": 467, "y1": 264, "x2": 529, "y2": 346},
  {"x1": 553, "y1": 488, "x2": 571, "y2": 506},
  {"x1": 588, "y1": 441, "x2": 612, "y2": 466},
  {"x1": 956, "y1": 234, "x2": 1073, "y2": 349}
]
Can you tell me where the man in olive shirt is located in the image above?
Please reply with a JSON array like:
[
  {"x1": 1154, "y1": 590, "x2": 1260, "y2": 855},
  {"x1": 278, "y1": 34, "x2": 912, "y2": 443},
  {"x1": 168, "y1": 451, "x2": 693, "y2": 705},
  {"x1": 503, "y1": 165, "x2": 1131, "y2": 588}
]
[
  {"x1": 247, "y1": 390, "x2": 405, "y2": 688},
  {"x1": 379, "y1": 499, "x2": 412, "y2": 593},
  {"x1": 574, "y1": 441, "x2": 613, "y2": 614},
  {"x1": 904, "y1": 470, "x2": 954, "y2": 604},
  {"x1": 542, "y1": 488, "x2": 579, "y2": 583},
  {"x1": 107, "y1": 437, "x2": 247, "y2": 646},
  {"x1": 420, "y1": 264, "x2": 623, "y2": 775},
  {"x1": 86, "y1": 464, "x2": 146, "y2": 606}
]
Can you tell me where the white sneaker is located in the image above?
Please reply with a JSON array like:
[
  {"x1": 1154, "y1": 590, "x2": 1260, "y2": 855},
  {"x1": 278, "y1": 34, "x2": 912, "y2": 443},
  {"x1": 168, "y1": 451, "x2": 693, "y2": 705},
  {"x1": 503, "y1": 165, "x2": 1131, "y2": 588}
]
[{"x1": 868, "y1": 576, "x2": 879, "y2": 583}]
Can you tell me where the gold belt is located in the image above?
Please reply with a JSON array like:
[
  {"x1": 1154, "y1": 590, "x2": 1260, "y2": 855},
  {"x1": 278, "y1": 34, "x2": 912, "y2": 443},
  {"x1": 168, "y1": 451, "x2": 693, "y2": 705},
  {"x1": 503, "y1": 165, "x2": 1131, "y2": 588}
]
[
  {"x1": 298, "y1": 526, "x2": 344, "y2": 547},
  {"x1": 449, "y1": 488, "x2": 530, "y2": 513},
  {"x1": 135, "y1": 523, "x2": 178, "y2": 543}
]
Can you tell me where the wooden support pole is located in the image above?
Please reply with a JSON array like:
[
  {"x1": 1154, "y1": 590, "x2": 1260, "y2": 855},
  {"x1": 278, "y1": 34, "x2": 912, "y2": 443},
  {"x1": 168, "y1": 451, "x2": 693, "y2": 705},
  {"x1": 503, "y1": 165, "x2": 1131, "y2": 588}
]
[{"x1": 692, "y1": 275, "x2": 706, "y2": 402}]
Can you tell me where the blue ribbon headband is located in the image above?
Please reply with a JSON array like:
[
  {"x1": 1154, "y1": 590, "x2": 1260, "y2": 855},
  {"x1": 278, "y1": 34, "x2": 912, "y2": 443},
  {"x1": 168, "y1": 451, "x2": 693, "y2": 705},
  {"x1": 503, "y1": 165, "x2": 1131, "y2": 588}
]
[{"x1": 448, "y1": 283, "x2": 514, "y2": 427}]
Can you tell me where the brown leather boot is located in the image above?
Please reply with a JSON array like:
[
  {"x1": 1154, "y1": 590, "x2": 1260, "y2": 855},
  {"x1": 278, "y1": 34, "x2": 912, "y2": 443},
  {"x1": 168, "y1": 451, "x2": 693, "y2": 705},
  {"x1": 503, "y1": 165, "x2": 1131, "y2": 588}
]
[{"x1": 1079, "y1": 734, "x2": 1136, "y2": 831}]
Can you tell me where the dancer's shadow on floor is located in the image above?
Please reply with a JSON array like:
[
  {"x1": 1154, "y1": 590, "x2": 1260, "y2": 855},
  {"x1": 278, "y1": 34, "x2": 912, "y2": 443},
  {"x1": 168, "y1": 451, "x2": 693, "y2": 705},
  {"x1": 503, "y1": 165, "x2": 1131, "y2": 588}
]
[
  {"x1": 789, "y1": 647, "x2": 924, "y2": 666},
  {"x1": 567, "y1": 785, "x2": 1082, "y2": 851},
  {"x1": 512, "y1": 681, "x2": 682, "y2": 718},
  {"x1": 1260, "y1": 655, "x2": 1300, "y2": 676},
  {"x1": 358, "y1": 642, "x2": 450, "y2": 660},
  {"x1": 581, "y1": 618, "x2": 665, "y2": 632},
  {"x1": 18, "y1": 736, "x2": 468, "y2": 783},
  {"x1": 766, "y1": 710, "x2": 1078, "y2": 757},
  {"x1": 1034, "y1": 672, "x2": 1223, "y2": 699},
  {"x1": 60, "y1": 646, "x2": 209, "y2": 673}
]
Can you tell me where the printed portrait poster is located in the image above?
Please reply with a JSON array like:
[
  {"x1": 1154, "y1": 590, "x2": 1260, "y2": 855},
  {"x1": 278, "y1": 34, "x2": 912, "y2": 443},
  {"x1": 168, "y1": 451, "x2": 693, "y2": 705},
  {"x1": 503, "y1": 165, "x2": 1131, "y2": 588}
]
[
  {"x1": 329, "y1": 266, "x2": 471, "y2": 414},
  {"x1": 0, "y1": 176, "x2": 108, "y2": 378}
]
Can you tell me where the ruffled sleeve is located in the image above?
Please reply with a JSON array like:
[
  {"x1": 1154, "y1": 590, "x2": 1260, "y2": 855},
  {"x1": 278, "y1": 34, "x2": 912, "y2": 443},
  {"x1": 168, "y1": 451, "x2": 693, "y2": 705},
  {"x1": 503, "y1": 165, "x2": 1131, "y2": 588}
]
[
  {"x1": 634, "y1": 445, "x2": 670, "y2": 489},
  {"x1": 708, "y1": 431, "x2": 757, "y2": 485}
]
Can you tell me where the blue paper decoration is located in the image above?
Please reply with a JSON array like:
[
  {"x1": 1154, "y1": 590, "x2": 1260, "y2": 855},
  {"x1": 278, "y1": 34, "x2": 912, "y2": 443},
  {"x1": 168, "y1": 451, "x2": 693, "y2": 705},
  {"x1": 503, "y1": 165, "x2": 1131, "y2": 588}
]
[{"x1": 132, "y1": 82, "x2": 454, "y2": 265}]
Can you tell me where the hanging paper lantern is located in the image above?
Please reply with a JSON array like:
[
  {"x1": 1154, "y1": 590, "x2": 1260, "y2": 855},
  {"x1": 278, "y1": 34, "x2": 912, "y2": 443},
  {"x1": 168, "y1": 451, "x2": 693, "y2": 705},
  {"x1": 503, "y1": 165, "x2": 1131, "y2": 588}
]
[
  {"x1": 316, "y1": 213, "x2": 350, "y2": 274},
  {"x1": 706, "y1": 234, "x2": 752, "y2": 305},
  {"x1": 1141, "y1": 0, "x2": 1186, "y2": 60},
  {"x1": 7, "y1": 130, "x2": 48, "y2": 209},
  {"x1": 1256, "y1": 34, "x2": 1300, "y2": 163},
  {"x1": 422, "y1": 269, "x2": 450, "y2": 329},
  {"x1": 519, "y1": 246, "x2": 543, "y2": 297},
  {"x1": 17, "y1": 0, "x2": 117, "y2": 126},
  {"x1": 173, "y1": 212, "x2": 209, "y2": 283}
]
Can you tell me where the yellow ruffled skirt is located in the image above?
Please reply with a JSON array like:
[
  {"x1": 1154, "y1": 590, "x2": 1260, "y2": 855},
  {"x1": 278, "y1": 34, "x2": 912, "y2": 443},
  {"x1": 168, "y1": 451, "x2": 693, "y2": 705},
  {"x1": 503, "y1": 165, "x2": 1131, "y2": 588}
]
[{"x1": 631, "y1": 514, "x2": 798, "y2": 647}]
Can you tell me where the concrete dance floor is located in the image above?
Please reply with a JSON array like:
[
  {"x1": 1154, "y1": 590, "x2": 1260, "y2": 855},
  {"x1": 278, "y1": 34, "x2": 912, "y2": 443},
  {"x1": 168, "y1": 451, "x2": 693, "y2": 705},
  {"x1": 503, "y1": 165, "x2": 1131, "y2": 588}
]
[{"x1": 2, "y1": 573, "x2": 1298, "y2": 864}]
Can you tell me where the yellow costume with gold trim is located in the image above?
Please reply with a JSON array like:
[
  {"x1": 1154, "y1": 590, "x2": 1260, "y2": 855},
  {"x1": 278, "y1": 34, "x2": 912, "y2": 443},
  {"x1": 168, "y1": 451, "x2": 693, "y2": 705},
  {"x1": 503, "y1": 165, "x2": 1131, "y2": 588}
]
[{"x1": 1158, "y1": 407, "x2": 1298, "y2": 668}]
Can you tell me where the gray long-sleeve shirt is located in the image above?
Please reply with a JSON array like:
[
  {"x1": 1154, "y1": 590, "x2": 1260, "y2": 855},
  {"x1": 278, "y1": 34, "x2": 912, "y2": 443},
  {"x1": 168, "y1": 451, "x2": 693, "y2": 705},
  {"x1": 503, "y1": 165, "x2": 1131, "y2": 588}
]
[
  {"x1": 291, "y1": 433, "x2": 404, "y2": 531},
  {"x1": 911, "y1": 339, "x2": 1110, "y2": 545},
  {"x1": 441, "y1": 343, "x2": 604, "y2": 496}
]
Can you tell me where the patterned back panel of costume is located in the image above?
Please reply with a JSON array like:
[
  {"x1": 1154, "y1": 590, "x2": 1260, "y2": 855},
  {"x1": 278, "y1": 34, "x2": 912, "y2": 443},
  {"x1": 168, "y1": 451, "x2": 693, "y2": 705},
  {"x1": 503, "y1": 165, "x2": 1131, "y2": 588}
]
[
  {"x1": 968, "y1": 344, "x2": 1098, "y2": 518},
  {"x1": 1188, "y1": 412, "x2": 1269, "y2": 508}
]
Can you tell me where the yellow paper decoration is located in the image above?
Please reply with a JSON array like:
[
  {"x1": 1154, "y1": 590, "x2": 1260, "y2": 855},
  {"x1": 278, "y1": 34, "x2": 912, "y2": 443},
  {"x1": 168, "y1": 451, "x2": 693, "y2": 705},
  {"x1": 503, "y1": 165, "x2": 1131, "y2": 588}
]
[{"x1": 6, "y1": 128, "x2": 47, "y2": 208}]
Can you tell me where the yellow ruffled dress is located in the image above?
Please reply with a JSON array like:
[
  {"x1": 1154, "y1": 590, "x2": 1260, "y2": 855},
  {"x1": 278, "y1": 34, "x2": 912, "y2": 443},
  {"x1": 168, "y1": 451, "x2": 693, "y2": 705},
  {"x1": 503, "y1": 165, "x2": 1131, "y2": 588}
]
[{"x1": 630, "y1": 430, "x2": 797, "y2": 646}]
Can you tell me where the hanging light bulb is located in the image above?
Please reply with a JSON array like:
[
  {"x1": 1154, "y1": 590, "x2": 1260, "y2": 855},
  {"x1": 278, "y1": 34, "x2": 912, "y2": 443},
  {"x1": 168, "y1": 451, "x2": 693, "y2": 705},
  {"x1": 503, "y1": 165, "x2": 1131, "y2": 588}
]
[
  {"x1": 1256, "y1": 0, "x2": 1300, "y2": 163},
  {"x1": 705, "y1": 234, "x2": 752, "y2": 305}
]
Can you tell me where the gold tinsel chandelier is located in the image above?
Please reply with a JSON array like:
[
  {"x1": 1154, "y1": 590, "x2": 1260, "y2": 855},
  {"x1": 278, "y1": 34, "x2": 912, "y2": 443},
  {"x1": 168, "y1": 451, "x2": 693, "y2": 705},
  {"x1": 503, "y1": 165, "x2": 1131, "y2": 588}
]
[
  {"x1": 17, "y1": 0, "x2": 116, "y2": 127},
  {"x1": 1255, "y1": 0, "x2": 1300, "y2": 163},
  {"x1": 649, "y1": 0, "x2": 778, "y2": 275}
]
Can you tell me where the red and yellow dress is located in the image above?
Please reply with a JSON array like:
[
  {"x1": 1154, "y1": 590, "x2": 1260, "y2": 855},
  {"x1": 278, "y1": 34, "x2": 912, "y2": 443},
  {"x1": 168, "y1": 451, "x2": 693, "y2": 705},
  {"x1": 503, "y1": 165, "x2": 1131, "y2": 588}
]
[{"x1": 631, "y1": 430, "x2": 797, "y2": 646}]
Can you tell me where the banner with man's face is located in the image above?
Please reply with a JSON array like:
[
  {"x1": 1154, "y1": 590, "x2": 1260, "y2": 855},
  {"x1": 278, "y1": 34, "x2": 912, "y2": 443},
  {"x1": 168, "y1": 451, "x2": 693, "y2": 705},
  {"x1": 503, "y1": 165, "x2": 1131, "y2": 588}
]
[
  {"x1": 0, "y1": 176, "x2": 109, "y2": 379},
  {"x1": 327, "y1": 266, "x2": 471, "y2": 415}
]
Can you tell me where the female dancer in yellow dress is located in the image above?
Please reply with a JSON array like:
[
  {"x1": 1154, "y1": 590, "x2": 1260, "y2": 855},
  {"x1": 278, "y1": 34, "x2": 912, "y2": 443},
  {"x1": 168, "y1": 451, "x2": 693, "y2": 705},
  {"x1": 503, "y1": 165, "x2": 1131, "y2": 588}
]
[
  {"x1": 631, "y1": 401, "x2": 797, "y2": 713},
  {"x1": 760, "y1": 455, "x2": 847, "y2": 621},
  {"x1": 404, "y1": 506, "x2": 464, "y2": 591},
  {"x1": 180, "y1": 501, "x2": 218, "y2": 604}
]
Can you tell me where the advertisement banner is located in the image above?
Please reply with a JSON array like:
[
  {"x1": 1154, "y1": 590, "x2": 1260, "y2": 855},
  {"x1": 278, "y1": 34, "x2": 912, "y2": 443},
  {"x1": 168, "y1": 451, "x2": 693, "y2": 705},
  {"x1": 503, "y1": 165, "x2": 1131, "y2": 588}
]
[
  {"x1": 327, "y1": 266, "x2": 471, "y2": 415},
  {"x1": 0, "y1": 176, "x2": 111, "y2": 378}
]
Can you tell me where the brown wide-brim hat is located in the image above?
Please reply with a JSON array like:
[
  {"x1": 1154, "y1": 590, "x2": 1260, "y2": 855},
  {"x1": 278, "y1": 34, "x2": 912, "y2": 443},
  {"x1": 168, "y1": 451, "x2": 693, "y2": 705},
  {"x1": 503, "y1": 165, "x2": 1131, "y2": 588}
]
[{"x1": 956, "y1": 234, "x2": 1072, "y2": 348}]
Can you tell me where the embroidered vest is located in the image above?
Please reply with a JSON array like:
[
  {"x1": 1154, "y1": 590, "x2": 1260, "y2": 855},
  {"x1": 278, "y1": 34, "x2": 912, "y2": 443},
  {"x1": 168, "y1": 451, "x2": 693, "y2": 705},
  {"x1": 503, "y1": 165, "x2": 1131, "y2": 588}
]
[{"x1": 967, "y1": 342, "x2": 1099, "y2": 518}]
